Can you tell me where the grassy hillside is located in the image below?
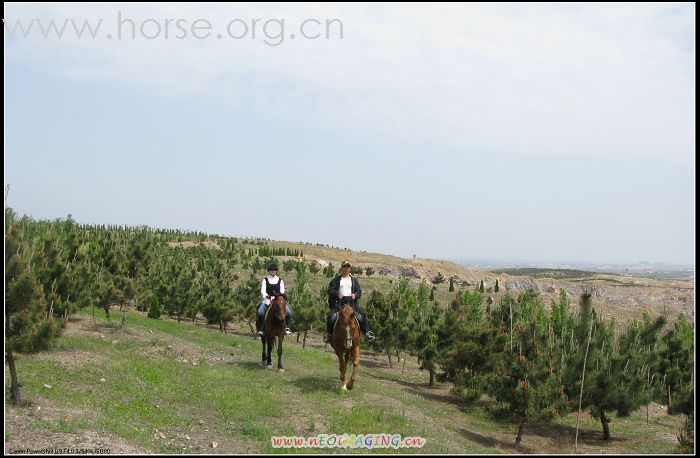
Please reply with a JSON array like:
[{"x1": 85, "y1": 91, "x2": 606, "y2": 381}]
[
  {"x1": 231, "y1": 238, "x2": 694, "y2": 325},
  {"x1": 5, "y1": 310, "x2": 685, "y2": 454}
]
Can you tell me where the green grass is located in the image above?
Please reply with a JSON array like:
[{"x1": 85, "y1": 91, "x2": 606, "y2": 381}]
[
  {"x1": 34, "y1": 417, "x2": 93, "y2": 434},
  {"x1": 5, "y1": 310, "x2": 684, "y2": 454},
  {"x1": 329, "y1": 404, "x2": 413, "y2": 435}
]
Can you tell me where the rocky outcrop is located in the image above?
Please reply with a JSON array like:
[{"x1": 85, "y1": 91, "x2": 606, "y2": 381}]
[
  {"x1": 505, "y1": 277, "x2": 540, "y2": 292},
  {"x1": 400, "y1": 267, "x2": 421, "y2": 279},
  {"x1": 309, "y1": 258, "x2": 329, "y2": 268}
]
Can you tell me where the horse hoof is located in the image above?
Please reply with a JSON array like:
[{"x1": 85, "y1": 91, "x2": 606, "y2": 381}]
[
  {"x1": 278, "y1": 368, "x2": 284, "y2": 373},
  {"x1": 266, "y1": 365, "x2": 273, "y2": 370},
  {"x1": 347, "y1": 383, "x2": 354, "y2": 391},
  {"x1": 341, "y1": 385, "x2": 347, "y2": 391}
]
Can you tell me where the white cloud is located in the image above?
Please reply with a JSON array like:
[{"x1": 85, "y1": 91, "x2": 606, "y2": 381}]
[{"x1": 5, "y1": 3, "x2": 695, "y2": 163}]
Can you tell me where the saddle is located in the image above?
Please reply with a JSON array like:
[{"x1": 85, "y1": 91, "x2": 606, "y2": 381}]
[{"x1": 332, "y1": 311, "x2": 361, "y2": 334}]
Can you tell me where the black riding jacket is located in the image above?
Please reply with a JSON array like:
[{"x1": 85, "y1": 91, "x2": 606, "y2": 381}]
[{"x1": 327, "y1": 275, "x2": 362, "y2": 309}]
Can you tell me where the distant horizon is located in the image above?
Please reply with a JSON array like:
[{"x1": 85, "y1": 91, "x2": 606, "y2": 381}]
[
  {"x1": 452, "y1": 258, "x2": 695, "y2": 271},
  {"x1": 5, "y1": 205, "x2": 694, "y2": 270}
]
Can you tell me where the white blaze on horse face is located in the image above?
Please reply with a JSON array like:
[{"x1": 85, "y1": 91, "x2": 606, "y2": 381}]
[{"x1": 345, "y1": 326, "x2": 351, "y2": 340}]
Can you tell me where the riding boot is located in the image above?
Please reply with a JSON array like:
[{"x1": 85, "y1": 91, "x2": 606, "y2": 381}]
[
  {"x1": 323, "y1": 312, "x2": 335, "y2": 343},
  {"x1": 256, "y1": 315, "x2": 264, "y2": 334},
  {"x1": 358, "y1": 313, "x2": 369, "y2": 334}
]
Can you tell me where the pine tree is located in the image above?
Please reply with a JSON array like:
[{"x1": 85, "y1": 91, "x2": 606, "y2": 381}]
[
  {"x1": 431, "y1": 272, "x2": 446, "y2": 285},
  {"x1": 437, "y1": 290, "x2": 502, "y2": 402},
  {"x1": 392, "y1": 278, "x2": 418, "y2": 369},
  {"x1": 5, "y1": 212, "x2": 62, "y2": 405},
  {"x1": 282, "y1": 259, "x2": 297, "y2": 272},
  {"x1": 411, "y1": 281, "x2": 441, "y2": 386},
  {"x1": 147, "y1": 297, "x2": 162, "y2": 319},
  {"x1": 233, "y1": 273, "x2": 263, "y2": 336},
  {"x1": 366, "y1": 289, "x2": 399, "y2": 368},
  {"x1": 487, "y1": 291, "x2": 565, "y2": 447},
  {"x1": 289, "y1": 261, "x2": 323, "y2": 348},
  {"x1": 154, "y1": 248, "x2": 196, "y2": 323},
  {"x1": 551, "y1": 288, "x2": 570, "y2": 339},
  {"x1": 614, "y1": 313, "x2": 668, "y2": 425},
  {"x1": 325, "y1": 262, "x2": 336, "y2": 278},
  {"x1": 657, "y1": 314, "x2": 694, "y2": 415},
  {"x1": 562, "y1": 293, "x2": 660, "y2": 441},
  {"x1": 197, "y1": 264, "x2": 233, "y2": 332}
]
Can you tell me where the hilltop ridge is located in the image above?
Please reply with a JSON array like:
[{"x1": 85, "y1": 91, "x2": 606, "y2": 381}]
[{"x1": 204, "y1": 237, "x2": 695, "y2": 325}]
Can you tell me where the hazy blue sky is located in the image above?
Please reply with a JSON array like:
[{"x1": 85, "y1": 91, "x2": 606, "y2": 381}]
[{"x1": 4, "y1": 3, "x2": 695, "y2": 265}]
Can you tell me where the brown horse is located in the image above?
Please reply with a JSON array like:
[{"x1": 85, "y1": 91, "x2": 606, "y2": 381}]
[
  {"x1": 330, "y1": 303, "x2": 361, "y2": 390},
  {"x1": 262, "y1": 295, "x2": 287, "y2": 372}
]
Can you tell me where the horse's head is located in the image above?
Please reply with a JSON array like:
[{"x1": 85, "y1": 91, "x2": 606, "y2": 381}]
[
  {"x1": 271, "y1": 294, "x2": 288, "y2": 322},
  {"x1": 338, "y1": 303, "x2": 358, "y2": 349},
  {"x1": 339, "y1": 303, "x2": 355, "y2": 325}
]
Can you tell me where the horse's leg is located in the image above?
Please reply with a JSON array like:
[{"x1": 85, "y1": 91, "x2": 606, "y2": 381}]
[
  {"x1": 266, "y1": 336, "x2": 273, "y2": 369},
  {"x1": 343, "y1": 350, "x2": 353, "y2": 390},
  {"x1": 337, "y1": 350, "x2": 348, "y2": 389},
  {"x1": 277, "y1": 334, "x2": 284, "y2": 371},
  {"x1": 346, "y1": 343, "x2": 360, "y2": 391},
  {"x1": 261, "y1": 332, "x2": 267, "y2": 364}
]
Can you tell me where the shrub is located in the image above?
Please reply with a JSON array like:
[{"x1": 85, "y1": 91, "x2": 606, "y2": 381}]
[{"x1": 147, "y1": 300, "x2": 162, "y2": 319}]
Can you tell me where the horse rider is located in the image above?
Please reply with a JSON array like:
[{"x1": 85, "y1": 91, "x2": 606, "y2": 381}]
[
  {"x1": 324, "y1": 260, "x2": 376, "y2": 343},
  {"x1": 256, "y1": 262, "x2": 292, "y2": 337}
]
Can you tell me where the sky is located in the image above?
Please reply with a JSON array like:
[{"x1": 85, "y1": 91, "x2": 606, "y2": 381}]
[{"x1": 4, "y1": 3, "x2": 695, "y2": 266}]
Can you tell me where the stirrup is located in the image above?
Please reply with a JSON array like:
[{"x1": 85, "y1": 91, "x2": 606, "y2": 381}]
[
  {"x1": 258, "y1": 330, "x2": 264, "y2": 337},
  {"x1": 365, "y1": 331, "x2": 376, "y2": 341},
  {"x1": 284, "y1": 328, "x2": 292, "y2": 336},
  {"x1": 323, "y1": 333, "x2": 331, "y2": 343}
]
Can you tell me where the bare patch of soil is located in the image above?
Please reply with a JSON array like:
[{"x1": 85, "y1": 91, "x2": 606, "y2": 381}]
[{"x1": 4, "y1": 397, "x2": 149, "y2": 454}]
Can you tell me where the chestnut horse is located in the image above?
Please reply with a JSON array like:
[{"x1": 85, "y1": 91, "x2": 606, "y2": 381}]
[
  {"x1": 330, "y1": 303, "x2": 361, "y2": 390},
  {"x1": 261, "y1": 295, "x2": 287, "y2": 372}
]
